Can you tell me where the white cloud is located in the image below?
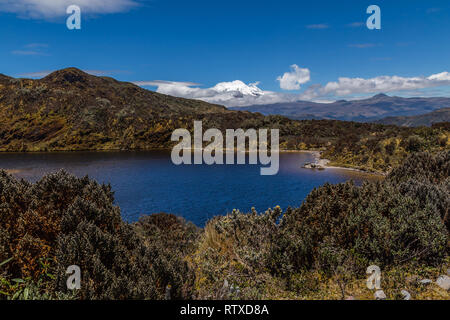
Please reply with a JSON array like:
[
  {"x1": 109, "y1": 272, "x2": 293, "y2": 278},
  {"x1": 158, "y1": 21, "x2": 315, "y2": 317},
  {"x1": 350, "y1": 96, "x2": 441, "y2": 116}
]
[
  {"x1": 317, "y1": 73, "x2": 450, "y2": 97},
  {"x1": 134, "y1": 71, "x2": 450, "y2": 107},
  {"x1": 276, "y1": 65, "x2": 311, "y2": 90},
  {"x1": 133, "y1": 80, "x2": 201, "y2": 87},
  {"x1": 0, "y1": 0, "x2": 139, "y2": 19},
  {"x1": 306, "y1": 24, "x2": 329, "y2": 29},
  {"x1": 25, "y1": 43, "x2": 49, "y2": 48},
  {"x1": 135, "y1": 79, "x2": 300, "y2": 107},
  {"x1": 18, "y1": 71, "x2": 53, "y2": 78},
  {"x1": 11, "y1": 50, "x2": 48, "y2": 56},
  {"x1": 348, "y1": 43, "x2": 378, "y2": 48},
  {"x1": 347, "y1": 22, "x2": 364, "y2": 27},
  {"x1": 18, "y1": 69, "x2": 121, "y2": 78},
  {"x1": 12, "y1": 43, "x2": 49, "y2": 56},
  {"x1": 428, "y1": 72, "x2": 450, "y2": 81}
]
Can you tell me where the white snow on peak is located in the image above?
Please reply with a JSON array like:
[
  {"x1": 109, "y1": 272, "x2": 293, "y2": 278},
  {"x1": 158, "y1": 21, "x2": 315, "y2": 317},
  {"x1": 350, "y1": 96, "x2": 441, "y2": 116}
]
[{"x1": 212, "y1": 80, "x2": 264, "y2": 97}]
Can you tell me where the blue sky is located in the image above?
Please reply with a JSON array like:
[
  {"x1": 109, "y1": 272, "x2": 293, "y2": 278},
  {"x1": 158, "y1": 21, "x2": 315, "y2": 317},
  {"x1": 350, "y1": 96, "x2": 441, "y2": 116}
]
[{"x1": 0, "y1": 0, "x2": 449, "y2": 106}]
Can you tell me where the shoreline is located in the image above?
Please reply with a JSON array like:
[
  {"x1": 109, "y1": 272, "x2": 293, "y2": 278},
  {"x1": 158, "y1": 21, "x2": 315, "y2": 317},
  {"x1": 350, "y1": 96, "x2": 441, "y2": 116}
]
[
  {"x1": 298, "y1": 150, "x2": 387, "y2": 177},
  {"x1": 2, "y1": 169, "x2": 23, "y2": 175},
  {"x1": 0, "y1": 148, "x2": 386, "y2": 177}
]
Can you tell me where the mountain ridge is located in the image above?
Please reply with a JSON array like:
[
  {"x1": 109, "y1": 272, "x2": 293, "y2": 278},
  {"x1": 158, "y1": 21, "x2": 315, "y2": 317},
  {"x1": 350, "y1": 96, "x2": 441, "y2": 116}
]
[
  {"x1": 376, "y1": 107, "x2": 450, "y2": 127},
  {"x1": 232, "y1": 94, "x2": 450, "y2": 122}
]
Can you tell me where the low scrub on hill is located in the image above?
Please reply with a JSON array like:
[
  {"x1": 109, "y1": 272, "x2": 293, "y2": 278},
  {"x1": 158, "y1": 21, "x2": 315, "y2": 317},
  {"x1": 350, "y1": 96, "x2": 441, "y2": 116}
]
[{"x1": 0, "y1": 151, "x2": 449, "y2": 300}]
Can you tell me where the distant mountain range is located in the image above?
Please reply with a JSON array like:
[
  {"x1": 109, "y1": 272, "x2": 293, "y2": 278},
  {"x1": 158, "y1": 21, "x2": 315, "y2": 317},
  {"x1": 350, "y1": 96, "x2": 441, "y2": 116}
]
[
  {"x1": 376, "y1": 108, "x2": 450, "y2": 127},
  {"x1": 232, "y1": 94, "x2": 450, "y2": 122}
]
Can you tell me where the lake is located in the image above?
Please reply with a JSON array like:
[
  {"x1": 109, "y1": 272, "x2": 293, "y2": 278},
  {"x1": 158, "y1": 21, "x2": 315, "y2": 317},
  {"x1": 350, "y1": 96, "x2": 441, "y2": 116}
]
[{"x1": 0, "y1": 151, "x2": 381, "y2": 226}]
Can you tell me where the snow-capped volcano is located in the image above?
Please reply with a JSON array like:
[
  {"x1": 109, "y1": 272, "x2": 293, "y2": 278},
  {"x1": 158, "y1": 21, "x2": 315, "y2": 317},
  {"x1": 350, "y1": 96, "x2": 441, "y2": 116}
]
[
  {"x1": 138, "y1": 79, "x2": 283, "y2": 107},
  {"x1": 212, "y1": 80, "x2": 264, "y2": 97}
]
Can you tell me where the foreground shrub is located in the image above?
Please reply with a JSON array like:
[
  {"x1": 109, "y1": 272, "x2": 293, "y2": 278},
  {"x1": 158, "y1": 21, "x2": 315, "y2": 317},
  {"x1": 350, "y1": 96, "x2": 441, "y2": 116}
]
[
  {"x1": 388, "y1": 151, "x2": 449, "y2": 231},
  {"x1": 0, "y1": 170, "x2": 197, "y2": 299},
  {"x1": 278, "y1": 181, "x2": 447, "y2": 275},
  {"x1": 134, "y1": 214, "x2": 200, "y2": 299},
  {"x1": 190, "y1": 207, "x2": 282, "y2": 299}
]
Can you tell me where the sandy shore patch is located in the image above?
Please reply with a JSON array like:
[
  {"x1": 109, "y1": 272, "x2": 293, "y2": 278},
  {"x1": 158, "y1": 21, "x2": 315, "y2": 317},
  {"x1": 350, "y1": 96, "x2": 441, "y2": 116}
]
[
  {"x1": 2, "y1": 169, "x2": 23, "y2": 175},
  {"x1": 300, "y1": 150, "x2": 386, "y2": 176}
]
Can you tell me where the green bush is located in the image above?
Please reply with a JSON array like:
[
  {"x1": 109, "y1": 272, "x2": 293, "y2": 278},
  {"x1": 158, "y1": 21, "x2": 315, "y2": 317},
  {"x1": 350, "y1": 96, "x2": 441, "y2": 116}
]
[
  {"x1": 0, "y1": 170, "x2": 197, "y2": 300},
  {"x1": 190, "y1": 207, "x2": 282, "y2": 299}
]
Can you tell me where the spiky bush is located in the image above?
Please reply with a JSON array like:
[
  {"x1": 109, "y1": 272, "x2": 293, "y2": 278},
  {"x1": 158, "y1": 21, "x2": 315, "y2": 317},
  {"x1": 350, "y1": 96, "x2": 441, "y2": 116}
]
[
  {"x1": 190, "y1": 207, "x2": 283, "y2": 299},
  {"x1": 278, "y1": 181, "x2": 447, "y2": 275},
  {"x1": 0, "y1": 170, "x2": 197, "y2": 300},
  {"x1": 134, "y1": 214, "x2": 200, "y2": 299}
]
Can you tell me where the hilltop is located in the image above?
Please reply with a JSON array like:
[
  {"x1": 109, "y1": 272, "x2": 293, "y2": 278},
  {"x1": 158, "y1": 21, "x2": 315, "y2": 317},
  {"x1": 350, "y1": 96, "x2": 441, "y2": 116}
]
[{"x1": 0, "y1": 68, "x2": 232, "y2": 151}]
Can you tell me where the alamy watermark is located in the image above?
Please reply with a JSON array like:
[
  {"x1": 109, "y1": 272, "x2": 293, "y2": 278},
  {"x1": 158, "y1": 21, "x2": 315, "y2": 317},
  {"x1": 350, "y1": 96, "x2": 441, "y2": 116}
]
[
  {"x1": 171, "y1": 121, "x2": 280, "y2": 175},
  {"x1": 66, "y1": 5, "x2": 81, "y2": 30},
  {"x1": 366, "y1": 265, "x2": 382, "y2": 290},
  {"x1": 64, "y1": 5, "x2": 379, "y2": 31},
  {"x1": 66, "y1": 265, "x2": 81, "y2": 290},
  {"x1": 367, "y1": 5, "x2": 381, "y2": 30}
]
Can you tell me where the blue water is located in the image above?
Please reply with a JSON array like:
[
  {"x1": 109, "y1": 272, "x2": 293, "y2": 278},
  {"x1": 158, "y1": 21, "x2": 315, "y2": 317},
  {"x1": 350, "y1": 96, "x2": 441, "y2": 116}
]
[{"x1": 0, "y1": 151, "x2": 380, "y2": 226}]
